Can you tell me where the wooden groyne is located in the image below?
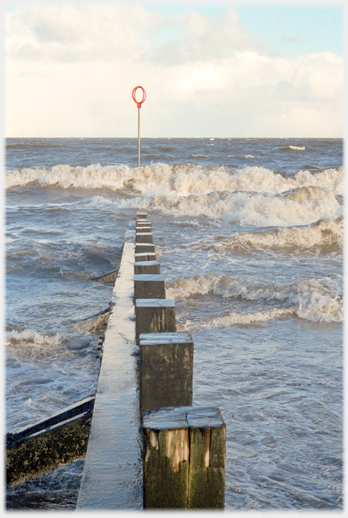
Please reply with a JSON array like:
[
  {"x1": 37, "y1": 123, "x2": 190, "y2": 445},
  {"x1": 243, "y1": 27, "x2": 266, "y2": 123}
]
[
  {"x1": 78, "y1": 211, "x2": 226, "y2": 509},
  {"x1": 7, "y1": 213, "x2": 226, "y2": 509}
]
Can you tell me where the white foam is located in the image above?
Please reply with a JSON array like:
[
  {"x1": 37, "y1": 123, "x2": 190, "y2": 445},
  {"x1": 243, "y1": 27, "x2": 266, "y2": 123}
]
[
  {"x1": 211, "y1": 307, "x2": 296, "y2": 326},
  {"x1": 289, "y1": 145, "x2": 306, "y2": 151},
  {"x1": 6, "y1": 163, "x2": 344, "y2": 196},
  {"x1": 134, "y1": 189, "x2": 341, "y2": 227},
  {"x1": 295, "y1": 167, "x2": 343, "y2": 196},
  {"x1": 297, "y1": 291, "x2": 342, "y2": 323},
  {"x1": 167, "y1": 273, "x2": 343, "y2": 324},
  {"x1": 6, "y1": 163, "x2": 343, "y2": 226},
  {"x1": 214, "y1": 217, "x2": 343, "y2": 252},
  {"x1": 6, "y1": 329, "x2": 63, "y2": 346}
]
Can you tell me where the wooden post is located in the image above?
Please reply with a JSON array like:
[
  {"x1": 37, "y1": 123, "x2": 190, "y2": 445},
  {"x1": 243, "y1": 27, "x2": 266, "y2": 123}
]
[
  {"x1": 135, "y1": 243, "x2": 155, "y2": 254},
  {"x1": 136, "y1": 222, "x2": 152, "y2": 229},
  {"x1": 134, "y1": 274, "x2": 166, "y2": 300},
  {"x1": 134, "y1": 261, "x2": 160, "y2": 275},
  {"x1": 136, "y1": 211, "x2": 148, "y2": 220},
  {"x1": 139, "y1": 332, "x2": 193, "y2": 416},
  {"x1": 136, "y1": 232, "x2": 153, "y2": 244},
  {"x1": 136, "y1": 220, "x2": 151, "y2": 226},
  {"x1": 135, "y1": 299, "x2": 176, "y2": 344},
  {"x1": 143, "y1": 406, "x2": 226, "y2": 509},
  {"x1": 136, "y1": 228, "x2": 152, "y2": 236},
  {"x1": 136, "y1": 227, "x2": 152, "y2": 235},
  {"x1": 135, "y1": 252, "x2": 157, "y2": 262}
]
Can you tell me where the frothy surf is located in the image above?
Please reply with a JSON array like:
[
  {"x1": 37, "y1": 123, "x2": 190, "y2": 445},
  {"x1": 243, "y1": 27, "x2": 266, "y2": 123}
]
[
  {"x1": 6, "y1": 329, "x2": 63, "y2": 347},
  {"x1": 289, "y1": 145, "x2": 306, "y2": 151},
  {"x1": 7, "y1": 164, "x2": 342, "y2": 229},
  {"x1": 6, "y1": 163, "x2": 344, "y2": 197},
  {"x1": 167, "y1": 273, "x2": 343, "y2": 324},
  {"x1": 214, "y1": 217, "x2": 343, "y2": 252},
  {"x1": 131, "y1": 190, "x2": 341, "y2": 227}
]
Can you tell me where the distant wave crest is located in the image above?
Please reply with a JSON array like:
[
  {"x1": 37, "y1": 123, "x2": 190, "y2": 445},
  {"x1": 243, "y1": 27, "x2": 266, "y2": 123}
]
[
  {"x1": 289, "y1": 145, "x2": 306, "y2": 151},
  {"x1": 6, "y1": 163, "x2": 343, "y2": 227},
  {"x1": 6, "y1": 162, "x2": 343, "y2": 195}
]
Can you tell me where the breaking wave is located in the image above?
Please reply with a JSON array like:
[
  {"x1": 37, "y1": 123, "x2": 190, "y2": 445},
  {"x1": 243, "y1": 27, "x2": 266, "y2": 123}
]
[
  {"x1": 6, "y1": 163, "x2": 344, "y2": 197},
  {"x1": 167, "y1": 274, "x2": 343, "y2": 324},
  {"x1": 6, "y1": 329, "x2": 63, "y2": 347},
  {"x1": 289, "y1": 145, "x2": 306, "y2": 151},
  {"x1": 214, "y1": 217, "x2": 343, "y2": 252},
  {"x1": 132, "y1": 188, "x2": 341, "y2": 227},
  {"x1": 211, "y1": 307, "x2": 296, "y2": 326},
  {"x1": 6, "y1": 163, "x2": 342, "y2": 228}
]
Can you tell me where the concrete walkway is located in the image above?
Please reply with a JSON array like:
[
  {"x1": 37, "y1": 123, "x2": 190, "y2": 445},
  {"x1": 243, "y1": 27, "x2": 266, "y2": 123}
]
[{"x1": 77, "y1": 231, "x2": 142, "y2": 510}]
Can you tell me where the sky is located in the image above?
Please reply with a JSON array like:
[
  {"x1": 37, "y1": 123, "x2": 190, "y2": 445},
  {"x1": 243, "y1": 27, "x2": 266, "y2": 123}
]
[{"x1": 4, "y1": 1, "x2": 344, "y2": 138}]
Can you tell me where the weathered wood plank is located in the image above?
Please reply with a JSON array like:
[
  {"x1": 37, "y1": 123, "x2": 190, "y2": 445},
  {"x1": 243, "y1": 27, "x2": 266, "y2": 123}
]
[
  {"x1": 134, "y1": 260, "x2": 160, "y2": 274},
  {"x1": 143, "y1": 406, "x2": 226, "y2": 509},
  {"x1": 135, "y1": 299, "x2": 176, "y2": 344},
  {"x1": 139, "y1": 332, "x2": 193, "y2": 416},
  {"x1": 134, "y1": 274, "x2": 166, "y2": 299}
]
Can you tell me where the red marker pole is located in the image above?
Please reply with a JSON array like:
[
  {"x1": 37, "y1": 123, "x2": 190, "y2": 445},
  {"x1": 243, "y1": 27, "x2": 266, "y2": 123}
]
[{"x1": 132, "y1": 86, "x2": 146, "y2": 167}]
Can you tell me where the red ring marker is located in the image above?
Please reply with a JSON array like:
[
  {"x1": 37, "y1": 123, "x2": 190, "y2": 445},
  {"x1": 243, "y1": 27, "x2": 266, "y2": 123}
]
[{"x1": 132, "y1": 86, "x2": 146, "y2": 108}]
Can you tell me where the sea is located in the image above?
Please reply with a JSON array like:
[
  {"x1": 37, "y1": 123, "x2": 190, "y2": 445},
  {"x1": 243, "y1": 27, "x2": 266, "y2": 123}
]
[{"x1": 4, "y1": 137, "x2": 343, "y2": 510}]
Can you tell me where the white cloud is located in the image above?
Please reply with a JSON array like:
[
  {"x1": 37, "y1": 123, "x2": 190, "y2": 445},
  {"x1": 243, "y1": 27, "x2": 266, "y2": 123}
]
[
  {"x1": 5, "y1": 5, "x2": 343, "y2": 137},
  {"x1": 6, "y1": 5, "x2": 145, "y2": 62},
  {"x1": 180, "y1": 65, "x2": 224, "y2": 93},
  {"x1": 5, "y1": 5, "x2": 253, "y2": 64}
]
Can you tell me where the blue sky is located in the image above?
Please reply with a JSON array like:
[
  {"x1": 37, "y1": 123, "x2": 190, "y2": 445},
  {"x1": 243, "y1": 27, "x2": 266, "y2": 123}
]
[
  {"x1": 5, "y1": 2, "x2": 344, "y2": 137},
  {"x1": 234, "y1": 6, "x2": 343, "y2": 57},
  {"x1": 4, "y1": 2, "x2": 345, "y2": 58},
  {"x1": 144, "y1": 3, "x2": 344, "y2": 57}
]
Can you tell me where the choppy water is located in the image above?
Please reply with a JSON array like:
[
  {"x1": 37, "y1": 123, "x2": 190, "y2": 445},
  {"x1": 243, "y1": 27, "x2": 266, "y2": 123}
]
[{"x1": 5, "y1": 138, "x2": 343, "y2": 509}]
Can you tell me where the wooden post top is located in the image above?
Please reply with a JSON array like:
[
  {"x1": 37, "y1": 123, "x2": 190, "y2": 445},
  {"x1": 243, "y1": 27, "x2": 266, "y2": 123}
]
[
  {"x1": 139, "y1": 332, "x2": 193, "y2": 345},
  {"x1": 134, "y1": 274, "x2": 165, "y2": 282},
  {"x1": 134, "y1": 261, "x2": 159, "y2": 267},
  {"x1": 136, "y1": 299, "x2": 175, "y2": 308},
  {"x1": 135, "y1": 253, "x2": 156, "y2": 259},
  {"x1": 143, "y1": 406, "x2": 224, "y2": 430},
  {"x1": 135, "y1": 243, "x2": 155, "y2": 248}
]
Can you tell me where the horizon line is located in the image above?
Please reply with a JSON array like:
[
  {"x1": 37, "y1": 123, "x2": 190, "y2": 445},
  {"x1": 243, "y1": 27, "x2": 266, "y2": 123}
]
[{"x1": 5, "y1": 136, "x2": 343, "y2": 140}]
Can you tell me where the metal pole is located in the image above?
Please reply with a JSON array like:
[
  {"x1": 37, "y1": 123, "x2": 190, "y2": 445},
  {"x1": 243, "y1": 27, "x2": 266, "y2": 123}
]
[
  {"x1": 132, "y1": 86, "x2": 146, "y2": 168},
  {"x1": 138, "y1": 107, "x2": 141, "y2": 167}
]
